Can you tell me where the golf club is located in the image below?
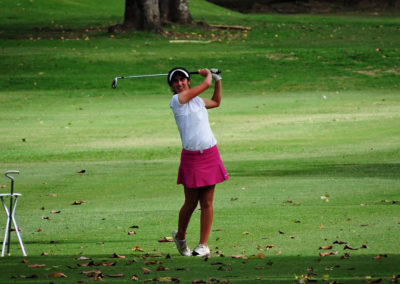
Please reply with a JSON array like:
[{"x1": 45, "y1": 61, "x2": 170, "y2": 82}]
[{"x1": 111, "y1": 68, "x2": 221, "y2": 89}]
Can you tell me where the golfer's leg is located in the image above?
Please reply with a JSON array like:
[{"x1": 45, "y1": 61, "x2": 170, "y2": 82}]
[
  {"x1": 177, "y1": 187, "x2": 199, "y2": 240},
  {"x1": 199, "y1": 185, "x2": 215, "y2": 245}
]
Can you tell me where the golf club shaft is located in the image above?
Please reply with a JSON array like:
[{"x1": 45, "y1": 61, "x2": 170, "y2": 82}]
[
  {"x1": 112, "y1": 69, "x2": 221, "y2": 89},
  {"x1": 117, "y1": 71, "x2": 198, "y2": 80}
]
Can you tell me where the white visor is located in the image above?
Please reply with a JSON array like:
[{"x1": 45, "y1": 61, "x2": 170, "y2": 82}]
[{"x1": 168, "y1": 69, "x2": 190, "y2": 84}]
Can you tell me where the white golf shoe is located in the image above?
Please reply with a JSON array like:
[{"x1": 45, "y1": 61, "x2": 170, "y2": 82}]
[
  {"x1": 172, "y1": 230, "x2": 191, "y2": 256},
  {"x1": 192, "y1": 244, "x2": 210, "y2": 257}
]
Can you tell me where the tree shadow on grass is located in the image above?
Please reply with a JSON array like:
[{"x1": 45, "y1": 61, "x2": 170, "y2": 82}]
[
  {"x1": 0, "y1": 253, "x2": 398, "y2": 283},
  {"x1": 229, "y1": 160, "x2": 400, "y2": 179}
]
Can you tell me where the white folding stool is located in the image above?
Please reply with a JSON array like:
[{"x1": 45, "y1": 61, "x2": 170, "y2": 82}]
[{"x1": 1, "y1": 170, "x2": 27, "y2": 257}]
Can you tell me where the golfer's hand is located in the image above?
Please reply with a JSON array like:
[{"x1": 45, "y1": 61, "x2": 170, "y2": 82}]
[
  {"x1": 198, "y1": 68, "x2": 211, "y2": 77},
  {"x1": 210, "y1": 68, "x2": 222, "y2": 82}
]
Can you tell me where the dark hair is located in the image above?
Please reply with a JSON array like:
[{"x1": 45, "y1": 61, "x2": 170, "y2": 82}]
[{"x1": 167, "y1": 67, "x2": 190, "y2": 85}]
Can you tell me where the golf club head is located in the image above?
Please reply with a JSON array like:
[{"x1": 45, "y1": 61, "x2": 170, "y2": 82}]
[{"x1": 111, "y1": 78, "x2": 118, "y2": 89}]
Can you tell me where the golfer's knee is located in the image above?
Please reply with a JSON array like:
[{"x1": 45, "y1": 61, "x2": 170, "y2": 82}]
[
  {"x1": 182, "y1": 201, "x2": 198, "y2": 212},
  {"x1": 199, "y1": 200, "x2": 213, "y2": 210}
]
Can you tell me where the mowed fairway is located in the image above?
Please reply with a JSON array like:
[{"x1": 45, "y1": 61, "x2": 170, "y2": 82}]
[{"x1": 0, "y1": 0, "x2": 399, "y2": 283}]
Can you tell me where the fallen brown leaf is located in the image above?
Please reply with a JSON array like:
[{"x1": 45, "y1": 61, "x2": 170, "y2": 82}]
[
  {"x1": 131, "y1": 275, "x2": 139, "y2": 281},
  {"x1": 104, "y1": 274, "x2": 124, "y2": 278},
  {"x1": 155, "y1": 265, "x2": 169, "y2": 271},
  {"x1": 128, "y1": 231, "x2": 136, "y2": 235},
  {"x1": 78, "y1": 261, "x2": 99, "y2": 267},
  {"x1": 72, "y1": 200, "x2": 87, "y2": 205},
  {"x1": 81, "y1": 270, "x2": 102, "y2": 277},
  {"x1": 132, "y1": 246, "x2": 144, "y2": 252},
  {"x1": 142, "y1": 267, "x2": 151, "y2": 274},
  {"x1": 28, "y1": 264, "x2": 46, "y2": 268},
  {"x1": 77, "y1": 170, "x2": 86, "y2": 173},
  {"x1": 319, "y1": 246, "x2": 333, "y2": 250},
  {"x1": 265, "y1": 244, "x2": 275, "y2": 250},
  {"x1": 50, "y1": 210, "x2": 61, "y2": 214},
  {"x1": 111, "y1": 253, "x2": 125, "y2": 258},
  {"x1": 46, "y1": 272, "x2": 67, "y2": 278},
  {"x1": 158, "y1": 237, "x2": 173, "y2": 242},
  {"x1": 144, "y1": 260, "x2": 162, "y2": 265},
  {"x1": 76, "y1": 256, "x2": 91, "y2": 260},
  {"x1": 319, "y1": 251, "x2": 338, "y2": 257},
  {"x1": 102, "y1": 261, "x2": 117, "y2": 266},
  {"x1": 344, "y1": 245, "x2": 358, "y2": 250}
]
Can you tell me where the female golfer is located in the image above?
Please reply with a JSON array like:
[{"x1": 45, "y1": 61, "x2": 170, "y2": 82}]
[{"x1": 168, "y1": 67, "x2": 229, "y2": 257}]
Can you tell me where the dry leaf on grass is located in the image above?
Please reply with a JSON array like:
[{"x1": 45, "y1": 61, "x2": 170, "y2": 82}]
[
  {"x1": 319, "y1": 251, "x2": 338, "y2": 257},
  {"x1": 319, "y1": 246, "x2": 333, "y2": 250},
  {"x1": 155, "y1": 265, "x2": 169, "y2": 271},
  {"x1": 265, "y1": 244, "x2": 275, "y2": 250},
  {"x1": 28, "y1": 264, "x2": 46, "y2": 268},
  {"x1": 158, "y1": 237, "x2": 173, "y2": 242},
  {"x1": 132, "y1": 246, "x2": 144, "y2": 252},
  {"x1": 76, "y1": 256, "x2": 91, "y2": 260},
  {"x1": 344, "y1": 245, "x2": 358, "y2": 250},
  {"x1": 104, "y1": 274, "x2": 124, "y2": 278},
  {"x1": 46, "y1": 272, "x2": 67, "y2": 278},
  {"x1": 72, "y1": 200, "x2": 87, "y2": 205}
]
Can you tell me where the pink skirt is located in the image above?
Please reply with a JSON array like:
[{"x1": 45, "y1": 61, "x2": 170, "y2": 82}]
[{"x1": 177, "y1": 145, "x2": 229, "y2": 188}]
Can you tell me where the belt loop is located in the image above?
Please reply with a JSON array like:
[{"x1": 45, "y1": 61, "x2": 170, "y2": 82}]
[{"x1": 200, "y1": 150, "x2": 203, "y2": 154}]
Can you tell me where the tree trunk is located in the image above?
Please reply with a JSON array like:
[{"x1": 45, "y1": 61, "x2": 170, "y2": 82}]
[
  {"x1": 124, "y1": 0, "x2": 162, "y2": 32},
  {"x1": 170, "y1": 0, "x2": 193, "y2": 24},
  {"x1": 124, "y1": 0, "x2": 193, "y2": 31}
]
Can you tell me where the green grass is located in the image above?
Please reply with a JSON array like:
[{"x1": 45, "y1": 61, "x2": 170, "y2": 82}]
[{"x1": 0, "y1": 0, "x2": 399, "y2": 282}]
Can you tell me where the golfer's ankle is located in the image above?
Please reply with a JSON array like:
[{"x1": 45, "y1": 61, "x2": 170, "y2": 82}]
[{"x1": 176, "y1": 232, "x2": 185, "y2": 240}]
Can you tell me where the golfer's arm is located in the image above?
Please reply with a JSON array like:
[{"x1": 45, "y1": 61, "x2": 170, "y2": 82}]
[
  {"x1": 204, "y1": 80, "x2": 222, "y2": 109},
  {"x1": 178, "y1": 76, "x2": 212, "y2": 104}
]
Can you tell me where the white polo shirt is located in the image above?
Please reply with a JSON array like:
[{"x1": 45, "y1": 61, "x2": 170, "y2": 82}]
[{"x1": 170, "y1": 94, "x2": 217, "y2": 151}]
